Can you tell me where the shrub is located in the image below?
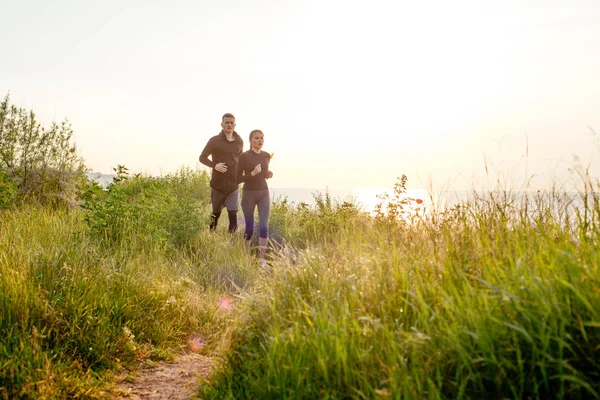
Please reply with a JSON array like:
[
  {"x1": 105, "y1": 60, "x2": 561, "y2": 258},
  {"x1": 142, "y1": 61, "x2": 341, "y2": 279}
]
[
  {"x1": 82, "y1": 166, "x2": 211, "y2": 248},
  {"x1": 373, "y1": 174, "x2": 424, "y2": 226}
]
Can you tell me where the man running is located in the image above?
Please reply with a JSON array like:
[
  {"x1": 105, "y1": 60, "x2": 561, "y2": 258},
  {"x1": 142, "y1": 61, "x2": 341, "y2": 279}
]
[{"x1": 199, "y1": 113, "x2": 244, "y2": 232}]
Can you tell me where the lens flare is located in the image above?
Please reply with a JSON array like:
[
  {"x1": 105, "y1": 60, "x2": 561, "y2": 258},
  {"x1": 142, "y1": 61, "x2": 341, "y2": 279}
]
[{"x1": 218, "y1": 296, "x2": 233, "y2": 310}]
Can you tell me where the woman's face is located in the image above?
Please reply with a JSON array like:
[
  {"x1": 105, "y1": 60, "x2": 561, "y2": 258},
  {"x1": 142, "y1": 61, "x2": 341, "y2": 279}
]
[{"x1": 250, "y1": 132, "x2": 264, "y2": 151}]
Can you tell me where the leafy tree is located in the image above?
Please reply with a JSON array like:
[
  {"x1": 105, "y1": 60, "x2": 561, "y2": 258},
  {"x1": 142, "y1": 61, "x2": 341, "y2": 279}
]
[{"x1": 0, "y1": 93, "x2": 87, "y2": 207}]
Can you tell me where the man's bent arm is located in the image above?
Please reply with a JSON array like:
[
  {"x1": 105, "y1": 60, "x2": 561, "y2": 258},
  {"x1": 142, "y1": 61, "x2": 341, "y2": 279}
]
[{"x1": 199, "y1": 141, "x2": 215, "y2": 168}]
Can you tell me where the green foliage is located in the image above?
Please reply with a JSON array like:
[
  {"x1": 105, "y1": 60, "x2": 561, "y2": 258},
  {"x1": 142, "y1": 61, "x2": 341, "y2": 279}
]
[
  {"x1": 82, "y1": 166, "x2": 211, "y2": 248},
  {"x1": 0, "y1": 93, "x2": 87, "y2": 208},
  {"x1": 0, "y1": 167, "x2": 17, "y2": 209}
]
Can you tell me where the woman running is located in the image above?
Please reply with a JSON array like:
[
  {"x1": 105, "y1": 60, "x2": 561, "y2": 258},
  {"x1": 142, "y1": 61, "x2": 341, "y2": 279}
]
[{"x1": 236, "y1": 129, "x2": 273, "y2": 265}]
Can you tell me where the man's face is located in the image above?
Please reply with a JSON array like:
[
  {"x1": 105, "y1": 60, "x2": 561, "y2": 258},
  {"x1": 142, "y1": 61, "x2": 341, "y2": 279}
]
[{"x1": 221, "y1": 117, "x2": 236, "y2": 134}]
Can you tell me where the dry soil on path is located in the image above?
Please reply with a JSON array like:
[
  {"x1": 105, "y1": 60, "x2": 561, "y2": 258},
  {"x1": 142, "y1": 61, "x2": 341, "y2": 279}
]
[{"x1": 108, "y1": 353, "x2": 215, "y2": 400}]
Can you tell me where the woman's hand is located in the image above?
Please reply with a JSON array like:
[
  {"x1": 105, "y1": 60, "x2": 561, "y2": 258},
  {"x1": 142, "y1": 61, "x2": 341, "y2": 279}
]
[
  {"x1": 251, "y1": 164, "x2": 262, "y2": 177},
  {"x1": 266, "y1": 171, "x2": 273, "y2": 179}
]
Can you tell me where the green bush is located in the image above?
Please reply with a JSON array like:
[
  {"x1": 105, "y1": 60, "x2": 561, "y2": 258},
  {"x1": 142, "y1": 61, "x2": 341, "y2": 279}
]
[{"x1": 82, "y1": 166, "x2": 211, "y2": 248}]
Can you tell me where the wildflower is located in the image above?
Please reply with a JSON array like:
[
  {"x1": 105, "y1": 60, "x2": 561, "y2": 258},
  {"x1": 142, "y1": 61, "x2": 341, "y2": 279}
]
[{"x1": 415, "y1": 199, "x2": 423, "y2": 204}]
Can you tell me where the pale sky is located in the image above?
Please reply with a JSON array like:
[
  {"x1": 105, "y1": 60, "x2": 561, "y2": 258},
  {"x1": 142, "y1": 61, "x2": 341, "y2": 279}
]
[{"x1": 2, "y1": 0, "x2": 599, "y2": 191}]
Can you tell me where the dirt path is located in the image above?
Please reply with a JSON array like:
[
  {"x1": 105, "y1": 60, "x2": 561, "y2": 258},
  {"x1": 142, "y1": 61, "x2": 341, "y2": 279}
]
[
  {"x1": 106, "y1": 297, "x2": 234, "y2": 399},
  {"x1": 109, "y1": 353, "x2": 215, "y2": 400}
]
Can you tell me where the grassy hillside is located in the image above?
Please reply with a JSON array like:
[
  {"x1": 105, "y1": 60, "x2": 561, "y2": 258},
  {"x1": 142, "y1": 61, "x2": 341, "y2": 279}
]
[
  {"x1": 0, "y1": 168, "x2": 258, "y2": 398},
  {"x1": 1, "y1": 169, "x2": 599, "y2": 399},
  {"x1": 202, "y1": 182, "x2": 600, "y2": 399}
]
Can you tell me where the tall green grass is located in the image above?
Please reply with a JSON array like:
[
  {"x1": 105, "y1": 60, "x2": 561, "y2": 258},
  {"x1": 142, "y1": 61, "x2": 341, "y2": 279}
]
[{"x1": 202, "y1": 182, "x2": 600, "y2": 399}]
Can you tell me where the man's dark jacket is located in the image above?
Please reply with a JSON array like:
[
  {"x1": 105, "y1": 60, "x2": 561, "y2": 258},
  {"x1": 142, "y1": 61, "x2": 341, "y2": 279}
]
[{"x1": 199, "y1": 131, "x2": 244, "y2": 193}]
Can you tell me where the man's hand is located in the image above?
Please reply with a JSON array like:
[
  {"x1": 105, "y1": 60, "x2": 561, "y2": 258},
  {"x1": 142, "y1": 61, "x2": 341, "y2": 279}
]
[
  {"x1": 215, "y1": 162, "x2": 227, "y2": 173},
  {"x1": 251, "y1": 164, "x2": 262, "y2": 177},
  {"x1": 266, "y1": 171, "x2": 273, "y2": 179}
]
